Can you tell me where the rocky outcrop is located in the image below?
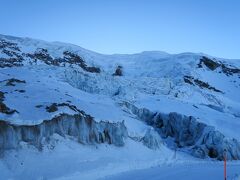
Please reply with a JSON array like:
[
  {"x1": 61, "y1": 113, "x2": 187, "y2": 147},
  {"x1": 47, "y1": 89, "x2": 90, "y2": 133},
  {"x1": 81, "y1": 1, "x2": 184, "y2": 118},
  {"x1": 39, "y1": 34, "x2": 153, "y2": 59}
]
[
  {"x1": 0, "y1": 39, "x2": 100, "y2": 72},
  {"x1": 113, "y1": 65, "x2": 123, "y2": 76},
  {"x1": 198, "y1": 56, "x2": 240, "y2": 76},
  {"x1": 0, "y1": 113, "x2": 128, "y2": 155},
  {"x1": 26, "y1": 49, "x2": 101, "y2": 73},
  {"x1": 183, "y1": 76, "x2": 222, "y2": 93},
  {"x1": 45, "y1": 102, "x2": 81, "y2": 113},
  {"x1": 0, "y1": 39, "x2": 20, "y2": 51},
  {"x1": 0, "y1": 39, "x2": 23, "y2": 68},
  {"x1": 123, "y1": 102, "x2": 240, "y2": 160},
  {"x1": 3, "y1": 78, "x2": 26, "y2": 86},
  {"x1": 27, "y1": 48, "x2": 56, "y2": 65},
  {"x1": 198, "y1": 56, "x2": 221, "y2": 70},
  {"x1": 0, "y1": 91, "x2": 18, "y2": 115},
  {"x1": 63, "y1": 51, "x2": 101, "y2": 73}
]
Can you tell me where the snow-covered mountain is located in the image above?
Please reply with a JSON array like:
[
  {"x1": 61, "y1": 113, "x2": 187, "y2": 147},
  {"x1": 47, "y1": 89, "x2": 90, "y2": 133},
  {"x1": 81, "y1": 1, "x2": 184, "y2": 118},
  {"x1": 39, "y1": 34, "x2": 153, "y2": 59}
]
[{"x1": 0, "y1": 34, "x2": 240, "y2": 179}]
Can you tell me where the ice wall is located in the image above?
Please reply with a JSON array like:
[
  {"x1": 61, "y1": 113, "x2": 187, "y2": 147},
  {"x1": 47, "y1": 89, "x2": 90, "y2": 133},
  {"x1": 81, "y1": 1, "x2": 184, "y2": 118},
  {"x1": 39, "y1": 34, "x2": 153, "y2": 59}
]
[
  {"x1": 0, "y1": 113, "x2": 128, "y2": 155},
  {"x1": 123, "y1": 102, "x2": 240, "y2": 160}
]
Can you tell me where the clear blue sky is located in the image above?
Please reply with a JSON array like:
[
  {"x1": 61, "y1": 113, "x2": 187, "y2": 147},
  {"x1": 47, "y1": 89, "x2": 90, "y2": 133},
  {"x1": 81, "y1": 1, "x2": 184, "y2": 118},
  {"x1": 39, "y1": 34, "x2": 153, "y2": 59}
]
[{"x1": 0, "y1": 0, "x2": 240, "y2": 58}]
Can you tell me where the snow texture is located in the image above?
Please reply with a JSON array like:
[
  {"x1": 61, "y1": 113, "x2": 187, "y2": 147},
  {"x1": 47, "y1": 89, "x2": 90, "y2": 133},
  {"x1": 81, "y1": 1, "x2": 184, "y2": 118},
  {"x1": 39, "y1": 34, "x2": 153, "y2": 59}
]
[{"x1": 1, "y1": 34, "x2": 240, "y2": 179}]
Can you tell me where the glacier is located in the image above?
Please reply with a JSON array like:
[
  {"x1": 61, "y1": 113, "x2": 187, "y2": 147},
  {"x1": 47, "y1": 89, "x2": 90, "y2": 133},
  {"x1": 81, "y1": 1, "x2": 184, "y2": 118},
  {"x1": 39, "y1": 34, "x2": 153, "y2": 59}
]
[{"x1": 0, "y1": 34, "x2": 240, "y2": 179}]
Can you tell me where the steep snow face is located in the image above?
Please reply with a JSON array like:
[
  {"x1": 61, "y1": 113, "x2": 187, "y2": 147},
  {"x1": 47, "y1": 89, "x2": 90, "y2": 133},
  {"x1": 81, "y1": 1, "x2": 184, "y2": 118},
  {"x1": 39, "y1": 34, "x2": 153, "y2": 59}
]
[
  {"x1": 123, "y1": 102, "x2": 240, "y2": 160},
  {"x1": 0, "y1": 113, "x2": 128, "y2": 154},
  {"x1": 0, "y1": 33, "x2": 240, "y2": 163}
]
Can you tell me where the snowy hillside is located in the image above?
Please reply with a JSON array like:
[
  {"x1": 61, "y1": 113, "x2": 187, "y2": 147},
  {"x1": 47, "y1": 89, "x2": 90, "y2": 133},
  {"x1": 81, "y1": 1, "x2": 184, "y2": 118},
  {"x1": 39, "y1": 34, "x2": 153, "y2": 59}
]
[{"x1": 0, "y1": 34, "x2": 240, "y2": 179}]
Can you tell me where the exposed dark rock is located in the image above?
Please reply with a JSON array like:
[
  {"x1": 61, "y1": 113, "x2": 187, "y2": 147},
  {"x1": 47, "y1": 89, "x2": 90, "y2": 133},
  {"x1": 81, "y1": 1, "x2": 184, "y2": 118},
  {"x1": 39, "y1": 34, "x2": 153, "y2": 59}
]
[
  {"x1": 0, "y1": 39, "x2": 20, "y2": 51},
  {"x1": 26, "y1": 48, "x2": 55, "y2": 65},
  {"x1": 0, "y1": 39, "x2": 101, "y2": 72},
  {"x1": 46, "y1": 102, "x2": 83, "y2": 113},
  {"x1": 63, "y1": 51, "x2": 101, "y2": 73},
  {"x1": 194, "y1": 79, "x2": 222, "y2": 93},
  {"x1": 198, "y1": 56, "x2": 221, "y2": 70},
  {"x1": 113, "y1": 66, "x2": 123, "y2": 76},
  {"x1": 15, "y1": 90, "x2": 25, "y2": 93},
  {"x1": 0, "y1": 91, "x2": 4, "y2": 101},
  {"x1": 46, "y1": 103, "x2": 58, "y2": 112},
  {"x1": 183, "y1": 76, "x2": 222, "y2": 93},
  {"x1": 26, "y1": 50, "x2": 101, "y2": 73},
  {"x1": 208, "y1": 147, "x2": 219, "y2": 158},
  {"x1": 63, "y1": 51, "x2": 85, "y2": 65},
  {"x1": 2, "y1": 49, "x2": 22, "y2": 58},
  {"x1": 4, "y1": 78, "x2": 26, "y2": 86},
  {"x1": 0, "y1": 39, "x2": 23, "y2": 68},
  {"x1": 0, "y1": 102, "x2": 18, "y2": 114},
  {"x1": 198, "y1": 56, "x2": 240, "y2": 76},
  {"x1": 222, "y1": 64, "x2": 240, "y2": 76},
  {"x1": 0, "y1": 57, "x2": 23, "y2": 68},
  {"x1": 183, "y1": 76, "x2": 194, "y2": 85},
  {"x1": 84, "y1": 66, "x2": 101, "y2": 73},
  {"x1": 0, "y1": 91, "x2": 18, "y2": 115}
]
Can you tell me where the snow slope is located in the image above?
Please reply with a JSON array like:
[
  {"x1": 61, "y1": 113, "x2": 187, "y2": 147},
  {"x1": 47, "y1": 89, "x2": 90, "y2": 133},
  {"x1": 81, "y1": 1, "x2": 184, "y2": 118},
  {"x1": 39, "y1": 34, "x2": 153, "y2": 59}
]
[
  {"x1": 102, "y1": 162, "x2": 240, "y2": 180},
  {"x1": 0, "y1": 34, "x2": 240, "y2": 179}
]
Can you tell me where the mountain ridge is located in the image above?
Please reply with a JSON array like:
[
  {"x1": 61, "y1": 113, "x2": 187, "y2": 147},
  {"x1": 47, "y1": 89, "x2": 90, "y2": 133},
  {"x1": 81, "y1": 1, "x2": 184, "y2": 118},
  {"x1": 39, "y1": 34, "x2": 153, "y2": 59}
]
[{"x1": 2, "y1": 33, "x2": 240, "y2": 60}]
